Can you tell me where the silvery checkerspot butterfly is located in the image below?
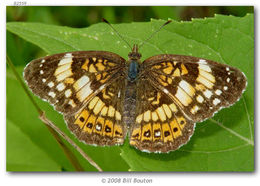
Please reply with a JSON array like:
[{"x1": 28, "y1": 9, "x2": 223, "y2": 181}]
[{"x1": 24, "y1": 20, "x2": 247, "y2": 153}]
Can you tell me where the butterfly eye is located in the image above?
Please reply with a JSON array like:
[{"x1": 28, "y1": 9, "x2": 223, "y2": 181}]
[{"x1": 128, "y1": 52, "x2": 142, "y2": 60}]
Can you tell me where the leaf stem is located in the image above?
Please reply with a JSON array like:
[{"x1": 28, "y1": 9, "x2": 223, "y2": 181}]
[{"x1": 39, "y1": 112, "x2": 102, "y2": 172}]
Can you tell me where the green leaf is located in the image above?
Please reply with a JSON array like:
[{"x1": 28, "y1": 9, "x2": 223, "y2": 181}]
[
  {"x1": 6, "y1": 119, "x2": 61, "y2": 171},
  {"x1": 6, "y1": 14, "x2": 254, "y2": 171}
]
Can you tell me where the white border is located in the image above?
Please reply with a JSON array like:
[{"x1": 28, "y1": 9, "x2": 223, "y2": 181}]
[
  {"x1": 1, "y1": 1, "x2": 258, "y2": 186},
  {"x1": 2, "y1": 0, "x2": 257, "y2": 6}
]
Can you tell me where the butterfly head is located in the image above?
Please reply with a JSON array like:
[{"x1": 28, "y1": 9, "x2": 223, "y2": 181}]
[{"x1": 128, "y1": 44, "x2": 142, "y2": 61}]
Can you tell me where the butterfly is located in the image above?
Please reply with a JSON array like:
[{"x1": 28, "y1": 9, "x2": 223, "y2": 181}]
[{"x1": 24, "y1": 20, "x2": 247, "y2": 153}]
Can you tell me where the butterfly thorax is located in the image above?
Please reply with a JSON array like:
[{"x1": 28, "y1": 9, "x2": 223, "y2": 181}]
[
  {"x1": 127, "y1": 44, "x2": 141, "y2": 82},
  {"x1": 127, "y1": 60, "x2": 139, "y2": 81}
]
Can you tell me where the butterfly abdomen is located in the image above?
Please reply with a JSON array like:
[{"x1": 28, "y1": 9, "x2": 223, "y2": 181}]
[{"x1": 123, "y1": 80, "x2": 137, "y2": 129}]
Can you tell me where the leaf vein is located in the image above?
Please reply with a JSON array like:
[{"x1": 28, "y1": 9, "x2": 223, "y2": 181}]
[{"x1": 210, "y1": 119, "x2": 254, "y2": 146}]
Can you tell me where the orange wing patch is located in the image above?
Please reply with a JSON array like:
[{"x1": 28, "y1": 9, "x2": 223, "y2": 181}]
[{"x1": 129, "y1": 100, "x2": 191, "y2": 152}]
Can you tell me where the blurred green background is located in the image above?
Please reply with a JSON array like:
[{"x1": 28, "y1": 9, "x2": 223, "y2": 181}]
[{"x1": 7, "y1": 6, "x2": 253, "y2": 66}]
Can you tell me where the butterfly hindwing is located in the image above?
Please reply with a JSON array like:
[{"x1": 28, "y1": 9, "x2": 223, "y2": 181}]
[
  {"x1": 65, "y1": 77, "x2": 126, "y2": 146},
  {"x1": 129, "y1": 78, "x2": 195, "y2": 152},
  {"x1": 24, "y1": 51, "x2": 126, "y2": 115},
  {"x1": 142, "y1": 54, "x2": 247, "y2": 122}
]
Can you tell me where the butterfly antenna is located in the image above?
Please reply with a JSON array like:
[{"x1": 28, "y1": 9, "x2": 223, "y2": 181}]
[
  {"x1": 102, "y1": 18, "x2": 132, "y2": 50},
  {"x1": 139, "y1": 20, "x2": 172, "y2": 49}
]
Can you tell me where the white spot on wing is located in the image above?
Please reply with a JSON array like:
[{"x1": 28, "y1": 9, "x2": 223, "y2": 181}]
[
  {"x1": 40, "y1": 70, "x2": 44, "y2": 74},
  {"x1": 48, "y1": 91, "x2": 56, "y2": 98},
  {"x1": 227, "y1": 78, "x2": 230, "y2": 83},
  {"x1": 65, "y1": 53, "x2": 73, "y2": 57},
  {"x1": 191, "y1": 105, "x2": 199, "y2": 114},
  {"x1": 41, "y1": 59, "x2": 45, "y2": 63},
  {"x1": 196, "y1": 74, "x2": 214, "y2": 89},
  {"x1": 48, "y1": 81, "x2": 54, "y2": 88},
  {"x1": 155, "y1": 131, "x2": 161, "y2": 137},
  {"x1": 213, "y1": 98, "x2": 221, "y2": 105},
  {"x1": 77, "y1": 82, "x2": 92, "y2": 102},
  {"x1": 96, "y1": 124, "x2": 101, "y2": 131},
  {"x1": 196, "y1": 95, "x2": 204, "y2": 103},
  {"x1": 56, "y1": 69, "x2": 72, "y2": 81},
  {"x1": 58, "y1": 57, "x2": 73, "y2": 66},
  {"x1": 42, "y1": 78, "x2": 46, "y2": 83},
  {"x1": 175, "y1": 86, "x2": 192, "y2": 106},
  {"x1": 55, "y1": 63, "x2": 71, "y2": 75},
  {"x1": 163, "y1": 88, "x2": 169, "y2": 94},
  {"x1": 215, "y1": 89, "x2": 222, "y2": 95},
  {"x1": 57, "y1": 83, "x2": 65, "y2": 91},
  {"x1": 198, "y1": 59, "x2": 207, "y2": 64},
  {"x1": 65, "y1": 89, "x2": 72, "y2": 98},
  {"x1": 74, "y1": 75, "x2": 90, "y2": 90},
  {"x1": 203, "y1": 89, "x2": 213, "y2": 99},
  {"x1": 179, "y1": 80, "x2": 195, "y2": 96},
  {"x1": 224, "y1": 86, "x2": 228, "y2": 90},
  {"x1": 68, "y1": 99, "x2": 76, "y2": 107},
  {"x1": 198, "y1": 69, "x2": 215, "y2": 82},
  {"x1": 198, "y1": 64, "x2": 212, "y2": 72}
]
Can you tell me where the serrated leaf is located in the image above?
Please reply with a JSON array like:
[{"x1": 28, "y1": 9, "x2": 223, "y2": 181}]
[{"x1": 6, "y1": 14, "x2": 254, "y2": 171}]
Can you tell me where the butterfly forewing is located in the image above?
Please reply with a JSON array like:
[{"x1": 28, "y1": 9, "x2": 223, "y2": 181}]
[
  {"x1": 24, "y1": 51, "x2": 128, "y2": 146},
  {"x1": 24, "y1": 51, "x2": 126, "y2": 115},
  {"x1": 141, "y1": 54, "x2": 247, "y2": 122}
]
